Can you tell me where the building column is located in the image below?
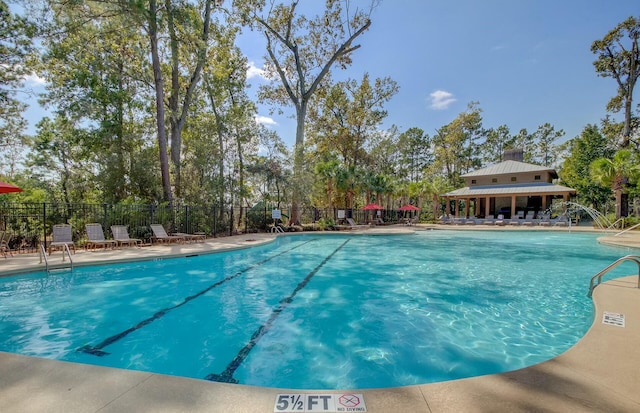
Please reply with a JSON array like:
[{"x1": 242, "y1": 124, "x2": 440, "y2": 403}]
[
  {"x1": 511, "y1": 195, "x2": 517, "y2": 217},
  {"x1": 465, "y1": 198, "x2": 470, "y2": 218},
  {"x1": 485, "y1": 196, "x2": 491, "y2": 217}
]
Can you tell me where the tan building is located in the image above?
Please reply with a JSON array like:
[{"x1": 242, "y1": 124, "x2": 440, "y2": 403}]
[{"x1": 442, "y1": 160, "x2": 576, "y2": 218}]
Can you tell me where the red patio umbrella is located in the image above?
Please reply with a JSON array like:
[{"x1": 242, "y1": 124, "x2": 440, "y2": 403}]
[
  {"x1": 361, "y1": 203, "x2": 383, "y2": 210},
  {"x1": 0, "y1": 181, "x2": 23, "y2": 194},
  {"x1": 398, "y1": 204, "x2": 420, "y2": 211}
]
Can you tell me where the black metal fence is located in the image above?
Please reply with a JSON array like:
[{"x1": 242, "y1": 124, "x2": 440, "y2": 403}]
[
  {"x1": 0, "y1": 202, "x2": 412, "y2": 253},
  {"x1": 0, "y1": 202, "x2": 274, "y2": 252}
]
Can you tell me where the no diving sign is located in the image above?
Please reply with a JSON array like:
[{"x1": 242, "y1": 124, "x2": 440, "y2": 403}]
[{"x1": 274, "y1": 393, "x2": 366, "y2": 412}]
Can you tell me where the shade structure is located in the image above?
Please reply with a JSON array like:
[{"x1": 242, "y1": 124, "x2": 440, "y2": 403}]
[
  {"x1": 361, "y1": 203, "x2": 383, "y2": 210},
  {"x1": 0, "y1": 181, "x2": 22, "y2": 194},
  {"x1": 398, "y1": 204, "x2": 420, "y2": 211}
]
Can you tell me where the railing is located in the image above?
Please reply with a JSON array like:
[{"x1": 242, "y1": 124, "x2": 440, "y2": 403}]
[
  {"x1": 62, "y1": 244, "x2": 74, "y2": 271},
  {"x1": 608, "y1": 217, "x2": 626, "y2": 231},
  {"x1": 38, "y1": 244, "x2": 49, "y2": 271},
  {"x1": 38, "y1": 243, "x2": 73, "y2": 272},
  {"x1": 613, "y1": 222, "x2": 640, "y2": 237},
  {"x1": 588, "y1": 255, "x2": 640, "y2": 297}
]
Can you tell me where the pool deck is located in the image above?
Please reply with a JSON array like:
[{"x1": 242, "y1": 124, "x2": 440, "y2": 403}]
[{"x1": 1, "y1": 226, "x2": 640, "y2": 412}]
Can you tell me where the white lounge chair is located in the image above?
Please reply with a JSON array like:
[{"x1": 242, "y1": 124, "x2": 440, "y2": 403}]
[
  {"x1": 111, "y1": 225, "x2": 143, "y2": 248},
  {"x1": 553, "y1": 214, "x2": 569, "y2": 227},
  {"x1": 539, "y1": 214, "x2": 551, "y2": 226},
  {"x1": 483, "y1": 215, "x2": 496, "y2": 225},
  {"x1": 521, "y1": 212, "x2": 536, "y2": 226},
  {"x1": 49, "y1": 224, "x2": 76, "y2": 255},
  {"x1": 150, "y1": 224, "x2": 185, "y2": 244},
  {"x1": 346, "y1": 217, "x2": 369, "y2": 229},
  {"x1": 85, "y1": 223, "x2": 118, "y2": 250}
]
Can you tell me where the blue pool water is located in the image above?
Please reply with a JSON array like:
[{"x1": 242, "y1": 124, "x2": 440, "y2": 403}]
[{"x1": 0, "y1": 231, "x2": 632, "y2": 389}]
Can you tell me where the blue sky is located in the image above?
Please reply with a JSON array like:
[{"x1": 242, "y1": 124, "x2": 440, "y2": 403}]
[
  {"x1": 20, "y1": 0, "x2": 638, "y2": 149},
  {"x1": 239, "y1": 0, "x2": 638, "y2": 147}
]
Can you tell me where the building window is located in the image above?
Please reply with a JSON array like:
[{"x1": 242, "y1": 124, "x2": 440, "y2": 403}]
[
  {"x1": 471, "y1": 179, "x2": 477, "y2": 184},
  {"x1": 492, "y1": 178, "x2": 497, "y2": 183},
  {"x1": 511, "y1": 177, "x2": 517, "y2": 182},
  {"x1": 534, "y1": 175, "x2": 541, "y2": 180}
]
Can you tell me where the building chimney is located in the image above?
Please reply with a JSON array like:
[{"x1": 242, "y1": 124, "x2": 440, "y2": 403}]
[{"x1": 503, "y1": 148, "x2": 524, "y2": 162}]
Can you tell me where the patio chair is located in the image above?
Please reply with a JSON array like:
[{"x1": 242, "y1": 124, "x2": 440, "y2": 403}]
[
  {"x1": 538, "y1": 213, "x2": 551, "y2": 226},
  {"x1": 111, "y1": 225, "x2": 143, "y2": 248},
  {"x1": 150, "y1": 224, "x2": 185, "y2": 244},
  {"x1": 508, "y1": 212, "x2": 523, "y2": 226},
  {"x1": 173, "y1": 232, "x2": 206, "y2": 243},
  {"x1": 85, "y1": 223, "x2": 118, "y2": 251},
  {"x1": 0, "y1": 231, "x2": 11, "y2": 258},
  {"x1": 439, "y1": 215, "x2": 452, "y2": 224},
  {"x1": 494, "y1": 214, "x2": 506, "y2": 226},
  {"x1": 49, "y1": 224, "x2": 76, "y2": 255},
  {"x1": 482, "y1": 215, "x2": 496, "y2": 225},
  {"x1": 553, "y1": 214, "x2": 569, "y2": 227},
  {"x1": 345, "y1": 218, "x2": 369, "y2": 229},
  {"x1": 521, "y1": 212, "x2": 536, "y2": 226}
]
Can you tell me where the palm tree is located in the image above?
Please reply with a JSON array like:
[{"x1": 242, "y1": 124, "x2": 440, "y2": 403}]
[
  {"x1": 590, "y1": 149, "x2": 640, "y2": 219},
  {"x1": 424, "y1": 176, "x2": 453, "y2": 221},
  {"x1": 314, "y1": 159, "x2": 341, "y2": 212}
]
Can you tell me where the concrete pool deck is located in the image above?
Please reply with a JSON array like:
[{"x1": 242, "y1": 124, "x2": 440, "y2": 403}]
[{"x1": 1, "y1": 226, "x2": 639, "y2": 412}]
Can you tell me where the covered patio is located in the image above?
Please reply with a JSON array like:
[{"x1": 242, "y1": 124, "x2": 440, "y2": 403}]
[{"x1": 442, "y1": 182, "x2": 577, "y2": 219}]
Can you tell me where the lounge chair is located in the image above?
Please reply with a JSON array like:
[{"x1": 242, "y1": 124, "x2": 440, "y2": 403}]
[
  {"x1": 539, "y1": 214, "x2": 551, "y2": 226},
  {"x1": 495, "y1": 214, "x2": 506, "y2": 226},
  {"x1": 439, "y1": 215, "x2": 453, "y2": 224},
  {"x1": 49, "y1": 224, "x2": 76, "y2": 255},
  {"x1": 553, "y1": 214, "x2": 569, "y2": 227},
  {"x1": 482, "y1": 215, "x2": 495, "y2": 225},
  {"x1": 173, "y1": 232, "x2": 206, "y2": 243},
  {"x1": 346, "y1": 218, "x2": 369, "y2": 229},
  {"x1": 85, "y1": 223, "x2": 118, "y2": 250},
  {"x1": 150, "y1": 224, "x2": 185, "y2": 244},
  {"x1": 0, "y1": 231, "x2": 11, "y2": 258},
  {"x1": 111, "y1": 225, "x2": 143, "y2": 248},
  {"x1": 521, "y1": 212, "x2": 536, "y2": 226}
]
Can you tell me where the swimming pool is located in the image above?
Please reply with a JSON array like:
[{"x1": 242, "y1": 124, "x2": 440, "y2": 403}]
[{"x1": 0, "y1": 230, "x2": 630, "y2": 389}]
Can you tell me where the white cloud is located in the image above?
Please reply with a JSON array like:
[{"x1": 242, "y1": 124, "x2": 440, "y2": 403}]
[
  {"x1": 255, "y1": 115, "x2": 277, "y2": 126},
  {"x1": 247, "y1": 61, "x2": 266, "y2": 80},
  {"x1": 429, "y1": 90, "x2": 456, "y2": 110},
  {"x1": 23, "y1": 73, "x2": 47, "y2": 86}
]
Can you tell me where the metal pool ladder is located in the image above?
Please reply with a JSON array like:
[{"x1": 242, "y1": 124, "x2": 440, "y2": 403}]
[
  {"x1": 588, "y1": 255, "x2": 640, "y2": 297},
  {"x1": 39, "y1": 243, "x2": 74, "y2": 273}
]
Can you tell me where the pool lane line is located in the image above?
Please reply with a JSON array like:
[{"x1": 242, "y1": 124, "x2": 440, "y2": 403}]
[
  {"x1": 77, "y1": 239, "x2": 315, "y2": 357},
  {"x1": 204, "y1": 238, "x2": 351, "y2": 384}
]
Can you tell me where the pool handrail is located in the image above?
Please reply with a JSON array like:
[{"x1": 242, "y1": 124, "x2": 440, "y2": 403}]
[
  {"x1": 613, "y1": 222, "x2": 640, "y2": 237},
  {"x1": 38, "y1": 243, "x2": 74, "y2": 273},
  {"x1": 588, "y1": 255, "x2": 640, "y2": 297}
]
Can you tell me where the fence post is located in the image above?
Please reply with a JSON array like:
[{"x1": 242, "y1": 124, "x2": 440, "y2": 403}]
[
  {"x1": 185, "y1": 204, "x2": 190, "y2": 233},
  {"x1": 102, "y1": 203, "x2": 108, "y2": 227},
  {"x1": 212, "y1": 206, "x2": 217, "y2": 238},
  {"x1": 244, "y1": 206, "x2": 248, "y2": 234},
  {"x1": 42, "y1": 202, "x2": 47, "y2": 248}
]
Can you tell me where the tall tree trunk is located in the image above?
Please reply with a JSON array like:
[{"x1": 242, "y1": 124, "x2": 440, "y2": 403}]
[
  {"x1": 167, "y1": 0, "x2": 214, "y2": 198},
  {"x1": 149, "y1": 0, "x2": 173, "y2": 204},
  {"x1": 206, "y1": 77, "x2": 227, "y2": 223}
]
